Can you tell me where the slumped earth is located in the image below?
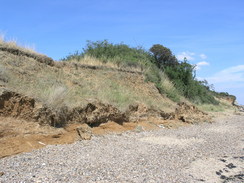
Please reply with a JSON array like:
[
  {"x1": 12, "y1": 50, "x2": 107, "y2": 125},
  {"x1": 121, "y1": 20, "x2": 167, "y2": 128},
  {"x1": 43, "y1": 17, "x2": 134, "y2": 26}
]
[{"x1": 0, "y1": 114, "x2": 243, "y2": 183}]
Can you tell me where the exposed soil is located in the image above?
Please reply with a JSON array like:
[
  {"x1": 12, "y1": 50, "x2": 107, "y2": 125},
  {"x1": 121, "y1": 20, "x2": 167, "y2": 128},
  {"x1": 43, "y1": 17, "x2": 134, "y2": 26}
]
[
  {"x1": 0, "y1": 87, "x2": 213, "y2": 158},
  {"x1": 1, "y1": 113, "x2": 242, "y2": 182},
  {"x1": 0, "y1": 88, "x2": 35, "y2": 120},
  {"x1": 0, "y1": 45, "x2": 54, "y2": 66},
  {"x1": 0, "y1": 115, "x2": 189, "y2": 158},
  {"x1": 0, "y1": 117, "x2": 72, "y2": 158}
]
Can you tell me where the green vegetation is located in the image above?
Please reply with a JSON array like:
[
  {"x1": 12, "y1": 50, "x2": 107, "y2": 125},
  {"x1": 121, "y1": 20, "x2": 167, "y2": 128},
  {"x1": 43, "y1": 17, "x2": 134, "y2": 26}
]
[
  {"x1": 62, "y1": 40, "x2": 224, "y2": 105},
  {"x1": 1, "y1": 43, "x2": 174, "y2": 112},
  {"x1": 62, "y1": 40, "x2": 153, "y2": 70},
  {"x1": 163, "y1": 61, "x2": 218, "y2": 104},
  {"x1": 149, "y1": 44, "x2": 178, "y2": 68},
  {"x1": 62, "y1": 40, "x2": 181, "y2": 102},
  {"x1": 0, "y1": 37, "x2": 237, "y2": 129}
]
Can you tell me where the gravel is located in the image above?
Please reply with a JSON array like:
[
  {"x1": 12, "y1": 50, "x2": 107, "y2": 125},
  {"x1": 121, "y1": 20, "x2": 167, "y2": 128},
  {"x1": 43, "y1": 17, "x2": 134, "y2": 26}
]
[{"x1": 0, "y1": 114, "x2": 243, "y2": 183}]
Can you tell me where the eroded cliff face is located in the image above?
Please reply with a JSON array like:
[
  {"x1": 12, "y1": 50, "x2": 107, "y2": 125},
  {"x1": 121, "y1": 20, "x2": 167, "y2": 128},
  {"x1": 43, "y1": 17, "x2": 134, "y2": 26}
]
[
  {"x1": 0, "y1": 88, "x2": 211, "y2": 127},
  {"x1": 0, "y1": 40, "x2": 214, "y2": 158},
  {"x1": 0, "y1": 87, "x2": 213, "y2": 158},
  {"x1": 0, "y1": 88, "x2": 35, "y2": 120},
  {"x1": 220, "y1": 96, "x2": 236, "y2": 106},
  {"x1": 0, "y1": 43, "x2": 176, "y2": 114}
]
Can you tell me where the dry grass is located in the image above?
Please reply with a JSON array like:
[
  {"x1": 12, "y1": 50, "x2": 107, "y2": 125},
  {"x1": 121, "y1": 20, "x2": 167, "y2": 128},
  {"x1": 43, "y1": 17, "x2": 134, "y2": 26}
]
[
  {"x1": 0, "y1": 37, "x2": 177, "y2": 112},
  {"x1": 67, "y1": 55, "x2": 143, "y2": 73},
  {"x1": 68, "y1": 55, "x2": 118, "y2": 68},
  {"x1": 158, "y1": 72, "x2": 182, "y2": 102},
  {"x1": 0, "y1": 35, "x2": 36, "y2": 54},
  {"x1": 0, "y1": 46, "x2": 176, "y2": 112},
  {"x1": 160, "y1": 72, "x2": 176, "y2": 92},
  {"x1": 0, "y1": 36, "x2": 54, "y2": 66},
  {"x1": 197, "y1": 97, "x2": 235, "y2": 113},
  {"x1": 198, "y1": 104, "x2": 225, "y2": 112}
]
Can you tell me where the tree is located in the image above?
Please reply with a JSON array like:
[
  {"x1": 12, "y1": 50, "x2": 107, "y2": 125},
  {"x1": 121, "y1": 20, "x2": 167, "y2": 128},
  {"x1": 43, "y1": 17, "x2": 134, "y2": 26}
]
[{"x1": 149, "y1": 44, "x2": 178, "y2": 68}]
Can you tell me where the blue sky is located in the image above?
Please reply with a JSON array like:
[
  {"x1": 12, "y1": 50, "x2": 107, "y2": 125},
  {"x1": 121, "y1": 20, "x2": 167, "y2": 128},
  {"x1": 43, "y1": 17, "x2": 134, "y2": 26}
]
[{"x1": 1, "y1": 0, "x2": 244, "y2": 104}]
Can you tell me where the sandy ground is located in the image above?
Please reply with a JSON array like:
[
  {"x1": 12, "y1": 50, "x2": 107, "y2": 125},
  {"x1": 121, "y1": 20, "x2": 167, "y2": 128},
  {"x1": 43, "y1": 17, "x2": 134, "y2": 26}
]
[
  {"x1": 0, "y1": 112, "x2": 243, "y2": 182},
  {"x1": 0, "y1": 116, "x2": 186, "y2": 158}
]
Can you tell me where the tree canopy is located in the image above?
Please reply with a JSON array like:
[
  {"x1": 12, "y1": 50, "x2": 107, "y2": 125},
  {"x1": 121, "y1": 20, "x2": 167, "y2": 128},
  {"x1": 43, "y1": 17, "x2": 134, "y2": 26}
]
[{"x1": 149, "y1": 44, "x2": 178, "y2": 68}]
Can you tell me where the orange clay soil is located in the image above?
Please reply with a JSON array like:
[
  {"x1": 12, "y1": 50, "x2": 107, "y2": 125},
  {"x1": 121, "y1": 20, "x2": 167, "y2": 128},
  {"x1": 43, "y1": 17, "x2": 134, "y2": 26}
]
[{"x1": 0, "y1": 116, "x2": 187, "y2": 159}]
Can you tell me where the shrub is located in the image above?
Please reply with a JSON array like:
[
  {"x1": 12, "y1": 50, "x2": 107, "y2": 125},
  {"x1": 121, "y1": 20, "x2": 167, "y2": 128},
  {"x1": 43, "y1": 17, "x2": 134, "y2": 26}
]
[
  {"x1": 62, "y1": 41, "x2": 221, "y2": 105},
  {"x1": 62, "y1": 40, "x2": 153, "y2": 71},
  {"x1": 163, "y1": 62, "x2": 218, "y2": 104}
]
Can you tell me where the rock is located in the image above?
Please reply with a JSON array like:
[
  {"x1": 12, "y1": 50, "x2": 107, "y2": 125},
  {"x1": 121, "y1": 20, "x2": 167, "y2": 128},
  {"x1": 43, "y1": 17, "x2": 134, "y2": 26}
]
[
  {"x1": 158, "y1": 124, "x2": 165, "y2": 128},
  {"x1": 175, "y1": 102, "x2": 212, "y2": 123},
  {"x1": 76, "y1": 124, "x2": 92, "y2": 140},
  {"x1": 134, "y1": 125, "x2": 144, "y2": 133},
  {"x1": 239, "y1": 105, "x2": 244, "y2": 112},
  {"x1": 0, "y1": 172, "x2": 4, "y2": 176}
]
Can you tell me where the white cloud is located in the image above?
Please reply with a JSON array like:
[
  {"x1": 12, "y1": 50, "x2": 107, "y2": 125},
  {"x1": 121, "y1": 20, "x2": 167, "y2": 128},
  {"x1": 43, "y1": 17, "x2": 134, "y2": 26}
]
[
  {"x1": 176, "y1": 51, "x2": 195, "y2": 61},
  {"x1": 200, "y1": 65, "x2": 244, "y2": 105},
  {"x1": 195, "y1": 61, "x2": 209, "y2": 70},
  {"x1": 199, "y1": 54, "x2": 207, "y2": 59},
  {"x1": 206, "y1": 65, "x2": 244, "y2": 83}
]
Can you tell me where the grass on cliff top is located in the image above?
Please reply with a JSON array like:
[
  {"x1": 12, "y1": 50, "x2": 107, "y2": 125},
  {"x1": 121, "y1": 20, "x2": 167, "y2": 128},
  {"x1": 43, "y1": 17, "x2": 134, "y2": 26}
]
[
  {"x1": 62, "y1": 40, "x2": 220, "y2": 105},
  {"x1": 0, "y1": 36, "x2": 54, "y2": 66},
  {"x1": 0, "y1": 40, "x2": 176, "y2": 112},
  {"x1": 0, "y1": 35, "x2": 36, "y2": 54},
  {"x1": 1, "y1": 38, "x2": 232, "y2": 115}
]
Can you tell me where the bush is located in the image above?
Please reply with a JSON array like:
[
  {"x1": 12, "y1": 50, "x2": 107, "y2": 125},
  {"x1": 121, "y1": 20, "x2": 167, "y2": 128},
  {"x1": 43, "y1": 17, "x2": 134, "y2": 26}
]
[
  {"x1": 62, "y1": 40, "x2": 153, "y2": 71},
  {"x1": 163, "y1": 62, "x2": 218, "y2": 104},
  {"x1": 62, "y1": 41, "x2": 221, "y2": 105}
]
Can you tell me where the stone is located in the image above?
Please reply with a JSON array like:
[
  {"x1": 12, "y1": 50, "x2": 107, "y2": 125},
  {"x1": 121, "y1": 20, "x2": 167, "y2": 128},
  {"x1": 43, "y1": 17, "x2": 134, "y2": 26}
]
[
  {"x1": 76, "y1": 124, "x2": 92, "y2": 140},
  {"x1": 134, "y1": 125, "x2": 144, "y2": 133}
]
